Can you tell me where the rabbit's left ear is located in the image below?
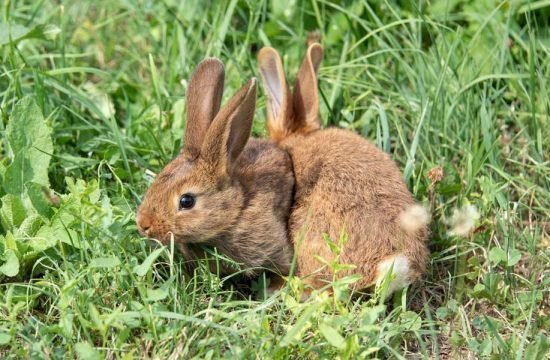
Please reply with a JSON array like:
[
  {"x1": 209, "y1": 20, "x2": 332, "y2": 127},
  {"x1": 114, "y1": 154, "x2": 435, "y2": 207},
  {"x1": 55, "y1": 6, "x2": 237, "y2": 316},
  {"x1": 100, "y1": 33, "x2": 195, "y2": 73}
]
[
  {"x1": 200, "y1": 78, "x2": 257, "y2": 175},
  {"x1": 292, "y1": 43, "x2": 323, "y2": 133},
  {"x1": 183, "y1": 58, "x2": 225, "y2": 159}
]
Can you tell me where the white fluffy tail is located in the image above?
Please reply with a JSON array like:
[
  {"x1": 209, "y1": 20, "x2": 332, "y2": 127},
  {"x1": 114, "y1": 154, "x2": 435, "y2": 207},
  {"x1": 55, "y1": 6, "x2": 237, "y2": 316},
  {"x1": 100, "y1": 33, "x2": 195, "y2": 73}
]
[{"x1": 375, "y1": 254, "x2": 411, "y2": 294}]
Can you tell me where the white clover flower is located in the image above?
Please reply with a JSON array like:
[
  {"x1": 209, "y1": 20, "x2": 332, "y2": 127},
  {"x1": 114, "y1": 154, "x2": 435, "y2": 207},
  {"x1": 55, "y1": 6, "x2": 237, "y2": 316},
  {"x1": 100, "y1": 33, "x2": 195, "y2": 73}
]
[
  {"x1": 399, "y1": 204, "x2": 431, "y2": 234},
  {"x1": 448, "y1": 204, "x2": 480, "y2": 237}
]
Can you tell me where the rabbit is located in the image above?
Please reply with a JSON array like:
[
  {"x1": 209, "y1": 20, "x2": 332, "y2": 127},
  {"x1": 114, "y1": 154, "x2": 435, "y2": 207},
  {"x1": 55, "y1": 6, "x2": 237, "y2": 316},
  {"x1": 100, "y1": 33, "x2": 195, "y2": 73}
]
[
  {"x1": 257, "y1": 43, "x2": 430, "y2": 294},
  {"x1": 136, "y1": 58, "x2": 295, "y2": 280}
]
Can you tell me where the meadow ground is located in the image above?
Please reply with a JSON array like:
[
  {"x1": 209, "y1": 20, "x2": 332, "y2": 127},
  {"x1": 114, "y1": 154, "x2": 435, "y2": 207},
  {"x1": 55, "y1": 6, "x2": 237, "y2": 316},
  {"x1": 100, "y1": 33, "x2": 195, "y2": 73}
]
[{"x1": 0, "y1": 0, "x2": 549, "y2": 358}]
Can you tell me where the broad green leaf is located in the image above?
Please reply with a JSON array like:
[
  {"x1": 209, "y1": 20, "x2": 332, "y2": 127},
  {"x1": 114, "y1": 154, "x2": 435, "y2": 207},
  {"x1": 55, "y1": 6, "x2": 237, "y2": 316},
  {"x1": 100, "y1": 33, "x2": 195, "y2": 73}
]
[
  {"x1": 428, "y1": 0, "x2": 462, "y2": 19},
  {"x1": 322, "y1": 233, "x2": 341, "y2": 255},
  {"x1": 0, "y1": 162, "x2": 5, "y2": 185},
  {"x1": 472, "y1": 283, "x2": 487, "y2": 298},
  {"x1": 488, "y1": 247, "x2": 507, "y2": 265},
  {"x1": 74, "y1": 342, "x2": 102, "y2": 360},
  {"x1": 144, "y1": 287, "x2": 169, "y2": 302},
  {"x1": 0, "y1": 23, "x2": 32, "y2": 45},
  {"x1": 4, "y1": 97, "x2": 53, "y2": 195},
  {"x1": 133, "y1": 247, "x2": 165, "y2": 276},
  {"x1": 89, "y1": 257, "x2": 121, "y2": 269},
  {"x1": 31, "y1": 217, "x2": 79, "y2": 252},
  {"x1": 360, "y1": 305, "x2": 386, "y2": 326},
  {"x1": 26, "y1": 182, "x2": 54, "y2": 218},
  {"x1": 507, "y1": 249, "x2": 522, "y2": 266},
  {"x1": 117, "y1": 311, "x2": 141, "y2": 328},
  {"x1": 0, "y1": 331, "x2": 10, "y2": 345},
  {"x1": 489, "y1": 247, "x2": 521, "y2": 266},
  {"x1": 436, "y1": 307, "x2": 450, "y2": 320},
  {"x1": 0, "y1": 23, "x2": 60, "y2": 46},
  {"x1": 400, "y1": 311, "x2": 422, "y2": 331},
  {"x1": 325, "y1": 12, "x2": 349, "y2": 46},
  {"x1": 524, "y1": 334, "x2": 549, "y2": 360},
  {"x1": 2, "y1": 232, "x2": 18, "y2": 252},
  {"x1": 25, "y1": 226, "x2": 58, "y2": 253},
  {"x1": 88, "y1": 303, "x2": 103, "y2": 330},
  {"x1": 81, "y1": 82, "x2": 115, "y2": 119},
  {"x1": 0, "y1": 194, "x2": 27, "y2": 231},
  {"x1": 15, "y1": 214, "x2": 43, "y2": 237},
  {"x1": 269, "y1": 0, "x2": 297, "y2": 20},
  {"x1": 319, "y1": 323, "x2": 345, "y2": 349},
  {"x1": 3, "y1": 158, "x2": 29, "y2": 195},
  {"x1": 60, "y1": 312, "x2": 74, "y2": 338},
  {"x1": 0, "y1": 249, "x2": 20, "y2": 277},
  {"x1": 279, "y1": 305, "x2": 316, "y2": 347},
  {"x1": 479, "y1": 338, "x2": 492, "y2": 356}
]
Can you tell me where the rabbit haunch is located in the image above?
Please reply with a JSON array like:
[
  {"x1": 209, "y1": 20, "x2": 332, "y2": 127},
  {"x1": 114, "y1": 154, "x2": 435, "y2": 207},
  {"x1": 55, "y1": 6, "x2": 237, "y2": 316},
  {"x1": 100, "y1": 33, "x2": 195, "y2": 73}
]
[
  {"x1": 136, "y1": 59, "x2": 294, "y2": 277},
  {"x1": 258, "y1": 43, "x2": 430, "y2": 293}
]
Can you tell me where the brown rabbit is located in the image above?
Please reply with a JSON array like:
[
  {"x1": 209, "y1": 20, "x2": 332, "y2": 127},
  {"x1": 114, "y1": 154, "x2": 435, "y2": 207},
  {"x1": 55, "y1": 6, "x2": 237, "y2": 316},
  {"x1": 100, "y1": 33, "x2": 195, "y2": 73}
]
[
  {"x1": 258, "y1": 44, "x2": 429, "y2": 293},
  {"x1": 136, "y1": 58, "x2": 295, "y2": 278}
]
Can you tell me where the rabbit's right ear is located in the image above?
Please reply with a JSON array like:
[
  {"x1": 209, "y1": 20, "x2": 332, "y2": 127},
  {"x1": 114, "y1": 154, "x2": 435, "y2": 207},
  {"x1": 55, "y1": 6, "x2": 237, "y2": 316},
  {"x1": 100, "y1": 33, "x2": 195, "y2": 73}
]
[
  {"x1": 258, "y1": 47, "x2": 294, "y2": 142},
  {"x1": 292, "y1": 43, "x2": 323, "y2": 133},
  {"x1": 200, "y1": 78, "x2": 257, "y2": 176},
  {"x1": 182, "y1": 58, "x2": 225, "y2": 159}
]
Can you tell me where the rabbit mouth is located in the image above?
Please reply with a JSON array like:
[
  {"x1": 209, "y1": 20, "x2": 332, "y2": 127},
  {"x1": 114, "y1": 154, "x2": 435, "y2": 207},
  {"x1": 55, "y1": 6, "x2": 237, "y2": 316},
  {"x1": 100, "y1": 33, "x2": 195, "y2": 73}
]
[
  {"x1": 140, "y1": 229, "x2": 177, "y2": 245},
  {"x1": 150, "y1": 231, "x2": 207, "y2": 246}
]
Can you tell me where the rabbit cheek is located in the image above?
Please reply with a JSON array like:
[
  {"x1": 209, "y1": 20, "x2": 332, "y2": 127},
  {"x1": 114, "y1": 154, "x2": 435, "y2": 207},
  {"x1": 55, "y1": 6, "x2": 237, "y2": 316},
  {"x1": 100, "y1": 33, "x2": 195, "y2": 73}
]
[
  {"x1": 173, "y1": 209, "x2": 212, "y2": 243},
  {"x1": 159, "y1": 192, "x2": 239, "y2": 245},
  {"x1": 171, "y1": 189, "x2": 242, "y2": 243}
]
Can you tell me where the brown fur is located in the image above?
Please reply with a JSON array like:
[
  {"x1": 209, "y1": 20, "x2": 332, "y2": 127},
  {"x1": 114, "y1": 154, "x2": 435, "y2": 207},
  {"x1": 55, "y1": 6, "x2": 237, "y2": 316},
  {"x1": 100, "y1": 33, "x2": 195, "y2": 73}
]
[
  {"x1": 258, "y1": 44, "x2": 429, "y2": 290},
  {"x1": 136, "y1": 59, "x2": 294, "y2": 277}
]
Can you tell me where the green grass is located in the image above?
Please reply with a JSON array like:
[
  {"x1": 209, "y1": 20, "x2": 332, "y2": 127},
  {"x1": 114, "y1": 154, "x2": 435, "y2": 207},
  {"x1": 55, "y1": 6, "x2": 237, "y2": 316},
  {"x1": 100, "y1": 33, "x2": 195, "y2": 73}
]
[{"x1": 1, "y1": 0, "x2": 549, "y2": 358}]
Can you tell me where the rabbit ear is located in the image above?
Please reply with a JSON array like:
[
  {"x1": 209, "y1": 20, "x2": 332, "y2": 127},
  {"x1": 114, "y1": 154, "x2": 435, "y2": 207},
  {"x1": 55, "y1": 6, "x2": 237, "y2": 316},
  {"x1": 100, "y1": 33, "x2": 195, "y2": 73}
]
[
  {"x1": 201, "y1": 78, "x2": 257, "y2": 175},
  {"x1": 292, "y1": 43, "x2": 323, "y2": 133},
  {"x1": 182, "y1": 58, "x2": 225, "y2": 159},
  {"x1": 258, "y1": 47, "x2": 294, "y2": 142}
]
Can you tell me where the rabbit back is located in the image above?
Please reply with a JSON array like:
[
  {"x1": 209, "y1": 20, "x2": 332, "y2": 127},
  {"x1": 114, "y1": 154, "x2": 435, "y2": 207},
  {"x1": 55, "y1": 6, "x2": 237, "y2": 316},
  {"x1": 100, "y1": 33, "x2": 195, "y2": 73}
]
[{"x1": 281, "y1": 128, "x2": 429, "y2": 289}]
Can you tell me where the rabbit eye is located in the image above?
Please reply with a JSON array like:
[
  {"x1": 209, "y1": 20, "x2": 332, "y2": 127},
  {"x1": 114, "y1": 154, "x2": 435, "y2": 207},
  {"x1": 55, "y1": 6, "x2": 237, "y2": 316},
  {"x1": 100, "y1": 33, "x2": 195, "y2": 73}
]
[{"x1": 179, "y1": 194, "x2": 195, "y2": 210}]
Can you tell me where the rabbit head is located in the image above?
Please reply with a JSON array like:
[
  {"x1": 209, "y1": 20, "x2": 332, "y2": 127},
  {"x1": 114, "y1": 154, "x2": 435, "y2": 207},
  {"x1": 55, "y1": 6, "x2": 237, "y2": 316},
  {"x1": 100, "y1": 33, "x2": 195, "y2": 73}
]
[{"x1": 136, "y1": 59, "x2": 257, "y2": 245}]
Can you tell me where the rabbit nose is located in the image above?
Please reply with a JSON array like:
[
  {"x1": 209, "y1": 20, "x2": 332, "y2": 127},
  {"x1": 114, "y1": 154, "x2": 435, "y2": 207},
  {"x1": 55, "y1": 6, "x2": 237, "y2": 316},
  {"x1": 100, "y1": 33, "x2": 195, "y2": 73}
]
[{"x1": 136, "y1": 212, "x2": 152, "y2": 235}]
